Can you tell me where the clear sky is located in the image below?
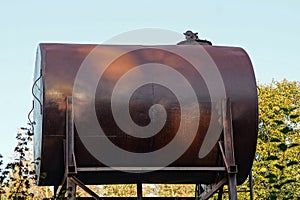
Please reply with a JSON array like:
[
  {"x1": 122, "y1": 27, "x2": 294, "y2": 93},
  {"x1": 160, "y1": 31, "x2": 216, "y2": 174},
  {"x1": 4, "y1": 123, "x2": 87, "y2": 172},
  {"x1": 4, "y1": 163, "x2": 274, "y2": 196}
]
[{"x1": 0, "y1": 0, "x2": 299, "y2": 163}]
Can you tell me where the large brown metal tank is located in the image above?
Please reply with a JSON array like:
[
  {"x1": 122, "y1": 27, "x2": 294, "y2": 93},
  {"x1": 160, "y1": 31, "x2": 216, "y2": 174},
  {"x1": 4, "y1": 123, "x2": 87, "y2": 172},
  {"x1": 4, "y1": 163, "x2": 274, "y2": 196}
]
[{"x1": 33, "y1": 43, "x2": 258, "y2": 186}]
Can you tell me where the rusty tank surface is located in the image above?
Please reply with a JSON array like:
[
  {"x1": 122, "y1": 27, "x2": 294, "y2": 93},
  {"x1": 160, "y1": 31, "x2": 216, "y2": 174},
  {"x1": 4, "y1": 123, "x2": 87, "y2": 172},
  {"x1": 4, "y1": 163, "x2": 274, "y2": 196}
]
[{"x1": 33, "y1": 43, "x2": 258, "y2": 186}]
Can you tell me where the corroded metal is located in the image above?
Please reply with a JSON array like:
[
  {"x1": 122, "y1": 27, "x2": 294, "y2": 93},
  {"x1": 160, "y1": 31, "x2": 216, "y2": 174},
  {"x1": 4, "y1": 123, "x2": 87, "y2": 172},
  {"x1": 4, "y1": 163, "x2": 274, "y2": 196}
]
[{"x1": 33, "y1": 44, "x2": 258, "y2": 186}]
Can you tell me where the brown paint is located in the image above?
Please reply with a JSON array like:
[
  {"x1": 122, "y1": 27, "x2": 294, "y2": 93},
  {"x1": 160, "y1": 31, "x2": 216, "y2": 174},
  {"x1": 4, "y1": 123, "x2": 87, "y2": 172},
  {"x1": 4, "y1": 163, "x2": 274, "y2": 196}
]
[{"x1": 33, "y1": 44, "x2": 257, "y2": 186}]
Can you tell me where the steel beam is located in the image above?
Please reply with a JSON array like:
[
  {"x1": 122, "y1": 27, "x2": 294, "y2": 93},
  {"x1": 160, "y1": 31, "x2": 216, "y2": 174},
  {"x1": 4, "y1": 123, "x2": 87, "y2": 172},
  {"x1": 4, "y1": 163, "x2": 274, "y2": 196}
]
[{"x1": 222, "y1": 99, "x2": 238, "y2": 200}]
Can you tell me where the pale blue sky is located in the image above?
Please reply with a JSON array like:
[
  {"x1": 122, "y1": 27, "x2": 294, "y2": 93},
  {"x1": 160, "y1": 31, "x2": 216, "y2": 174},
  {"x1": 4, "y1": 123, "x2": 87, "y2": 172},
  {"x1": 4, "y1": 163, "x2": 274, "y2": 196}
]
[{"x1": 0, "y1": 0, "x2": 299, "y2": 163}]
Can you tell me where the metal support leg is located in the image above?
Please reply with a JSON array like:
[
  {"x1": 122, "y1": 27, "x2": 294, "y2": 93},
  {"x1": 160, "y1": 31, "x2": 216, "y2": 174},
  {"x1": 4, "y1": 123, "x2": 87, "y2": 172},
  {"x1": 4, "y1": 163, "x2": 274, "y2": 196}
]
[
  {"x1": 222, "y1": 99, "x2": 238, "y2": 200},
  {"x1": 200, "y1": 178, "x2": 227, "y2": 200},
  {"x1": 249, "y1": 169, "x2": 254, "y2": 200},
  {"x1": 67, "y1": 97, "x2": 102, "y2": 199},
  {"x1": 64, "y1": 97, "x2": 78, "y2": 200},
  {"x1": 137, "y1": 183, "x2": 143, "y2": 200},
  {"x1": 196, "y1": 98, "x2": 238, "y2": 200},
  {"x1": 70, "y1": 177, "x2": 102, "y2": 200},
  {"x1": 66, "y1": 97, "x2": 76, "y2": 174},
  {"x1": 67, "y1": 178, "x2": 76, "y2": 200}
]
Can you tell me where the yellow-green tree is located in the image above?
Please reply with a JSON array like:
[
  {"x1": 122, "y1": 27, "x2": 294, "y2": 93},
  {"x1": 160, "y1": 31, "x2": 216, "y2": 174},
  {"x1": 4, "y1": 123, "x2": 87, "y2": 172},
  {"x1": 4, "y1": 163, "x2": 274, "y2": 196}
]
[
  {"x1": 0, "y1": 128, "x2": 52, "y2": 200},
  {"x1": 253, "y1": 80, "x2": 300, "y2": 199},
  {"x1": 143, "y1": 184, "x2": 195, "y2": 197}
]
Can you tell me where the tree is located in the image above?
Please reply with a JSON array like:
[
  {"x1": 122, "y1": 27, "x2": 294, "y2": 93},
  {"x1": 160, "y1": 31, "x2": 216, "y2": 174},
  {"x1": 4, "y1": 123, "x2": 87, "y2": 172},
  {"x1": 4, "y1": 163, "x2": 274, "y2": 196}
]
[
  {"x1": 143, "y1": 184, "x2": 195, "y2": 197},
  {"x1": 76, "y1": 184, "x2": 196, "y2": 197},
  {"x1": 253, "y1": 80, "x2": 300, "y2": 199},
  {"x1": 0, "y1": 153, "x2": 5, "y2": 199},
  {"x1": 0, "y1": 127, "x2": 52, "y2": 200}
]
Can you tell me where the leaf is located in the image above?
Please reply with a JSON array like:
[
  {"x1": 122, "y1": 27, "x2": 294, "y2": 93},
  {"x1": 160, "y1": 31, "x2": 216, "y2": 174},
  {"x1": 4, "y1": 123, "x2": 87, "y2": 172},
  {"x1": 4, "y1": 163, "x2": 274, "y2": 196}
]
[
  {"x1": 280, "y1": 179, "x2": 296, "y2": 187},
  {"x1": 260, "y1": 167, "x2": 268, "y2": 173},
  {"x1": 288, "y1": 143, "x2": 299, "y2": 149},
  {"x1": 28, "y1": 131, "x2": 34, "y2": 136},
  {"x1": 290, "y1": 114, "x2": 299, "y2": 119},
  {"x1": 272, "y1": 179, "x2": 297, "y2": 191},
  {"x1": 280, "y1": 107, "x2": 289, "y2": 113},
  {"x1": 40, "y1": 172, "x2": 47, "y2": 179},
  {"x1": 265, "y1": 173, "x2": 277, "y2": 179},
  {"x1": 266, "y1": 155, "x2": 279, "y2": 160},
  {"x1": 274, "y1": 184, "x2": 281, "y2": 189},
  {"x1": 273, "y1": 106, "x2": 280, "y2": 111},
  {"x1": 270, "y1": 137, "x2": 282, "y2": 142},
  {"x1": 265, "y1": 173, "x2": 278, "y2": 183},
  {"x1": 287, "y1": 160, "x2": 298, "y2": 167},
  {"x1": 277, "y1": 143, "x2": 288, "y2": 152},
  {"x1": 289, "y1": 106, "x2": 298, "y2": 112},
  {"x1": 29, "y1": 171, "x2": 35, "y2": 175},
  {"x1": 280, "y1": 126, "x2": 293, "y2": 134},
  {"x1": 273, "y1": 119, "x2": 284, "y2": 125},
  {"x1": 275, "y1": 164, "x2": 285, "y2": 170}
]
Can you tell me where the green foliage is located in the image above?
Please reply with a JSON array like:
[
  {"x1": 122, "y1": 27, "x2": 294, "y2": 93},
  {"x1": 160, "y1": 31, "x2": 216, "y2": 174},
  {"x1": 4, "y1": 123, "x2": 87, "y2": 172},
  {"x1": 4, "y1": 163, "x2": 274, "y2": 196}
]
[
  {"x1": 75, "y1": 184, "x2": 196, "y2": 197},
  {"x1": 143, "y1": 184, "x2": 195, "y2": 197},
  {"x1": 0, "y1": 127, "x2": 36, "y2": 199},
  {"x1": 0, "y1": 127, "x2": 52, "y2": 199},
  {"x1": 0, "y1": 154, "x2": 5, "y2": 198},
  {"x1": 253, "y1": 80, "x2": 300, "y2": 199},
  {"x1": 102, "y1": 184, "x2": 137, "y2": 197}
]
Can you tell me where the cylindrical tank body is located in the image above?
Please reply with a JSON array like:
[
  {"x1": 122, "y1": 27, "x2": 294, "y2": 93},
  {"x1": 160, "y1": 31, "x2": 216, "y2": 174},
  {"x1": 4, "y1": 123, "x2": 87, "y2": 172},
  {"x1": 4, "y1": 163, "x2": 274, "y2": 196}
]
[{"x1": 33, "y1": 44, "x2": 257, "y2": 186}]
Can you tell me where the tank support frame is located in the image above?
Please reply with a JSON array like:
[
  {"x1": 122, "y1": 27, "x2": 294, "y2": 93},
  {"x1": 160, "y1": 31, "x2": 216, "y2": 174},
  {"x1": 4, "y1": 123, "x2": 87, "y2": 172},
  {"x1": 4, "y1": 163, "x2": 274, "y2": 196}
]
[
  {"x1": 197, "y1": 99, "x2": 238, "y2": 200},
  {"x1": 54, "y1": 97, "x2": 250, "y2": 200}
]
